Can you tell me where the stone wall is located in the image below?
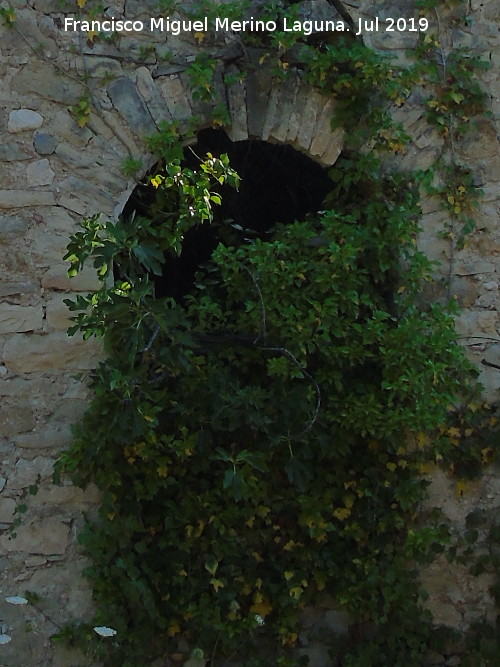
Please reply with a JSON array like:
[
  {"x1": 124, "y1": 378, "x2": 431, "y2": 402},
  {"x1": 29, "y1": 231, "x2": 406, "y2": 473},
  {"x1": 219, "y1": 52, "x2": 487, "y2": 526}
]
[{"x1": 0, "y1": 0, "x2": 499, "y2": 664}]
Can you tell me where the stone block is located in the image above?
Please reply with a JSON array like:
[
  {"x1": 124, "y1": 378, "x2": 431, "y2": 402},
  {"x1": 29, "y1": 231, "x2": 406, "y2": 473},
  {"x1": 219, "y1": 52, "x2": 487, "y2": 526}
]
[
  {"x1": 158, "y1": 75, "x2": 192, "y2": 121},
  {"x1": 47, "y1": 110, "x2": 93, "y2": 146},
  {"x1": 0, "y1": 190, "x2": 55, "y2": 208},
  {"x1": 268, "y1": 74, "x2": 300, "y2": 143},
  {"x1": 0, "y1": 403, "x2": 36, "y2": 436},
  {"x1": 246, "y1": 62, "x2": 274, "y2": 139},
  {"x1": 45, "y1": 293, "x2": 72, "y2": 331},
  {"x1": 226, "y1": 76, "x2": 248, "y2": 142},
  {"x1": 0, "y1": 140, "x2": 32, "y2": 161},
  {"x1": 286, "y1": 82, "x2": 313, "y2": 145},
  {"x1": 318, "y1": 127, "x2": 344, "y2": 166},
  {"x1": 0, "y1": 498, "x2": 16, "y2": 523},
  {"x1": 0, "y1": 201, "x2": 31, "y2": 228},
  {"x1": 309, "y1": 98, "x2": 336, "y2": 155},
  {"x1": 34, "y1": 485, "x2": 97, "y2": 505},
  {"x1": 26, "y1": 158, "x2": 55, "y2": 186},
  {"x1": 454, "y1": 311, "x2": 498, "y2": 337},
  {"x1": 0, "y1": 304, "x2": 43, "y2": 333},
  {"x1": 134, "y1": 66, "x2": 173, "y2": 125},
  {"x1": 296, "y1": 88, "x2": 324, "y2": 153},
  {"x1": 261, "y1": 82, "x2": 280, "y2": 142},
  {"x1": 12, "y1": 62, "x2": 84, "y2": 104},
  {"x1": 454, "y1": 260, "x2": 496, "y2": 275},
  {"x1": 54, "y1": 143, "x2": 95, "y2": 169},
  {"x1": 7, "y1": 456, "x2": 55, "y2": 490},
  {"x1": 0, "y1": 518, "x2": 70, "y2": 555},
  {"x1": 108, "y1": 77, "x2": 157, "y2": 137},
  {"x1": 15, "y1": 426, "x2": 72, "y2": 450},
  {"x1": 3, "y1": 332, "x2": 102, "y2": 373},
  {"x1": 41, "y1": 264, "x2": 101, "y2": 292},
  {"x1": 56, "y1": 175, "x2": 116, "y2": 214},
  {"x1": 457, "y1": 120, "x2": 499, "y2": 160},
  {"x1": 34, "y1": 133, "x2": 56, "y2": 155},
  {"x1": 8, "y1": 109, "x2": 43, "y2": 133}
]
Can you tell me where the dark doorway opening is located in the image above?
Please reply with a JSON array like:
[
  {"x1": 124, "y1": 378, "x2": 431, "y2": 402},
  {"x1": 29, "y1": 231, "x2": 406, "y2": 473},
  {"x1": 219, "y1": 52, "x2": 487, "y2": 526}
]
[{"x1": 121, "y1": 128, "x2": 333, "y2": 300}]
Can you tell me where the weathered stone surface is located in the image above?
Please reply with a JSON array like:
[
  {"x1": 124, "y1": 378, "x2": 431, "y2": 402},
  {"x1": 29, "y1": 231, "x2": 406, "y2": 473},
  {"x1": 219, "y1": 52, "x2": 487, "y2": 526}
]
[
  {"x1": 41, "y1": 264, "x2": 101, "y2": 291},
  {"x1": 0, "y1": 190, "x2": 55, "y2": 208},
  {"x1": 7, "y1": 109, "x2": 43, "y2": 133},
  {"x1": 0, "y1": 213, "x2": 30, "y2": 241},
  {"x1": 261, "y1": 82, "x2": 280, "y2": 142},
  {"x1": 54, "y1": 142, "x2": 95, "y2": 169},
  {"x1": 7, "y1": 457, "x2": 55, "y2": 490},
  {"x1": 108, "y1": 77, "x2": 157, "y2": 137},
  {"x1": 319, "y1": 127, "x2": 344, "y2": 166},
  {"x1": 56, "y1": 175, "x2": 116, "y2": 213},
  {"x1": 226, "y1": 70, "x2": 248, "y2": 142},
  {"x1": 455, "y1": 260, "x2": 496, "y2": 275},
  {"x1": 0, "y1": 518, "x2": 70, "y2": 555},
  {"x1": 15, "y1": 426, "x2": 72, "y2": 450},
  {"x1": 457, "y1": 120, "x2": 499, "y2": 160},
  {"x1": 269, "y1": 74, "x2": 300, "y2": 143},
  {"x1": 12, "y1": 62, "x2": 84, "y2": 104},
  {"x1": 33, "y1": 132, "x2": 56, "y2": 155},
  {"x1": 246, "y1": 72, "x2": 273, "y2": 137},
  {"x1": 297, "y1": 89, "x2": 325, "y2": 152},
  {"x1": 158, "y1": 74, "x2": 192, "y2": 121},
  {"x1": 26, "y1": 159, "x2": 55, "y2": 186},
  {"x1": 45, "y1": 293, "x2": 72, "y2": 331},
  {"x1": 34, "y1": 484, "x2": 99, "y2": 505},
  {"x1": 286, "y1": 82, "x2": 312, "y2": 144},
  {"x1": 51, "y1": 398, "x2": 89, "y2": 423},
  {"x1": 0, "y1": 141, "x2": 31, "y2": 161},
  {"x1": 309, "y1": 98, "x2": 336, "y2": 155},
  {"x1": 0, "y1": 404, "x2": 36, "y2": 436},
  {"x1": 0, "y1": 499, "x2": 16, "y2": 523},
  {"x1": 134, "y1": 66, "x2": 172, "y2": 125},
  {"x1": 3, "y1": 332, "x2": 102, "y2": 373},
  {"x1": 79, "y1": 56, "x2": 123, "y2": 78},
  {"x1": 0, "y1": 304, "x2": 43, "y2": 334},
  {"x1": 47, "y1": 110, "x2": 93, "y2": 146},
  {"x1": 454, "y1": 310, "x2": 498, "y2": 337}
]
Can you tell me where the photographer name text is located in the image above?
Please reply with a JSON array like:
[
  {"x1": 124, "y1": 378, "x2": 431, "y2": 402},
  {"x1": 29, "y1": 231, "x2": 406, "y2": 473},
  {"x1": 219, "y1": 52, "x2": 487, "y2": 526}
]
[{"x1": 63, "y1": 16, "x2": 429, "y2": 37}]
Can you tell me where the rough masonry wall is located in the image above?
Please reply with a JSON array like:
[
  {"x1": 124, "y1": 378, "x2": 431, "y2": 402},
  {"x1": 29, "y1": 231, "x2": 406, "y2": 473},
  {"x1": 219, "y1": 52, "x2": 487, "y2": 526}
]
[{"x1": 0, "y1": 0, "x2": 499, "y2": 664}]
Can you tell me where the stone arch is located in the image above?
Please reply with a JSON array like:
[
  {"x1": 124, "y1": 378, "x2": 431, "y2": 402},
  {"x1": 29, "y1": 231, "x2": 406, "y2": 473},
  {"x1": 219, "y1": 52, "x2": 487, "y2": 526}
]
[{"x1": 85, "y1": 61, "x2": 343, "y2": 224}]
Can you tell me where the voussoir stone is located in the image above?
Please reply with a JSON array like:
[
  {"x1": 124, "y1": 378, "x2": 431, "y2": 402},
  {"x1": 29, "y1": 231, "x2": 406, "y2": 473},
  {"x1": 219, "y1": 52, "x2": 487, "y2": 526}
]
[
  {"x1": 108, "y1": 77, "x2": 157, "y2": 137},
  {"x1": 8, "y1": 109, "x2": 44, "y2": 133}
]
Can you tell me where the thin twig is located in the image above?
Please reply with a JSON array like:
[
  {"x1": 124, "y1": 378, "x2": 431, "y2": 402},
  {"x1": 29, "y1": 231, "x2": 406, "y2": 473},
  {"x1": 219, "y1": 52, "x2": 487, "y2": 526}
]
[
  {"x1": 258, "y1": 345, "x2": 321, "y2": 438},
  {"x1": 242, "y1": 266, "x2": 266, "y2": 343},
  {"x1": 141, "y1": 324, "x2": 160, "y2": 353}
]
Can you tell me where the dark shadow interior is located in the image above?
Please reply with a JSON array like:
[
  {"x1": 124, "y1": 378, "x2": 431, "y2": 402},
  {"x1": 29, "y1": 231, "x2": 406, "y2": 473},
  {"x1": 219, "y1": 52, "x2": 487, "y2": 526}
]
[{"x1": 122, "y1": 128, "x2": 333, "y2": 300}]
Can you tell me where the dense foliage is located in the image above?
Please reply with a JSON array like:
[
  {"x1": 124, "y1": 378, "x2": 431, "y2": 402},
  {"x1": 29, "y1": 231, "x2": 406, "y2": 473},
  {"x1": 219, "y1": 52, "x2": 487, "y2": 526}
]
[
  {"x1": 45, "y1": 0, "x2": 498, "y2": 663},
  {"x1": 55, "y1": 144, "x2": 478, "y2": 664}
]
